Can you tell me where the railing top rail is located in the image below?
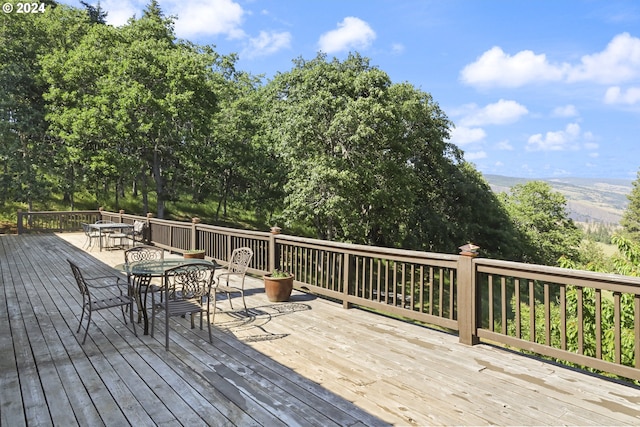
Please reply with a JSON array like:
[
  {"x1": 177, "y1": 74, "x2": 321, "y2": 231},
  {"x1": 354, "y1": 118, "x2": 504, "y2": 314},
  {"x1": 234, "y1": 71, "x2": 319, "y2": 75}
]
[
  {"x1": 275, "y1": 233, "x2": 460, "y2": 263},
  {"x1": 476, "y1": 257, "x2": 640, "y2": 288},
  {"x1": 146, "y1": 217, "x2": 192, "y2": 228},
  {"x1": 19, "y1": 210, "x2": 101, "y2": 215},
  {"x1": 195, "y1": 223, "x2": 271, "y2": 239}
]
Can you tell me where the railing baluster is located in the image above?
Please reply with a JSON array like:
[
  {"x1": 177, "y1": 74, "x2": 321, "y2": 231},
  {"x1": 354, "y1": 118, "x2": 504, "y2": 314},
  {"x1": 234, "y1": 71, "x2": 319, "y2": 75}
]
[
  {"x1": 614, "y1": 292, "x2": 621, "y2": 364},
  {"x1": 596, "y1": 289, "x2": 602, "y2": 359},
  {"x1": 529, "y1": 280, "x2": 535, "y2": 342},
  {"x1": 560, "y1": 284, "x2": 566, "y2": 350},
  {"x1": 577, "y1": 286, "x2": 584, "y2": 354},
  {"x1": 502, "y1": 277, "x2": 508, "y2": 335},
  {"x1": 544, "y1": 283, "x2": 550, "y2": 346},
  {"x1": 514, "y1": 278, "x2": 521, "y2": 339},
  {"x1": 488, "y1": 275, "x2": 494, "y2": 332}
]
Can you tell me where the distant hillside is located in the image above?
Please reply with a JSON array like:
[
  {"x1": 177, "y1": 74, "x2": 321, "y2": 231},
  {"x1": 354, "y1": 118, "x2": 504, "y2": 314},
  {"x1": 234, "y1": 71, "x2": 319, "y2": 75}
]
[{"x1": 483, "y1": 174, "x2": 632, "y2": 225}]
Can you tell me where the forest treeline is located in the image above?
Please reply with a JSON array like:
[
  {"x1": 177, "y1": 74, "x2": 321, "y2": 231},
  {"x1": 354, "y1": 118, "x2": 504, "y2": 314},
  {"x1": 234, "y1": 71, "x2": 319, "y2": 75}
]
[{"x1": 3, "y1": 0, "x2": 640, "y2": 268}]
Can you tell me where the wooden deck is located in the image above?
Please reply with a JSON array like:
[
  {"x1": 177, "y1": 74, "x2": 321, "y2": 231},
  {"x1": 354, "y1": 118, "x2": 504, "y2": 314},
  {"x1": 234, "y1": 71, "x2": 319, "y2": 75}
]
[{"x1": 2, "y1": 234, "x2": 640, "y2": 426}]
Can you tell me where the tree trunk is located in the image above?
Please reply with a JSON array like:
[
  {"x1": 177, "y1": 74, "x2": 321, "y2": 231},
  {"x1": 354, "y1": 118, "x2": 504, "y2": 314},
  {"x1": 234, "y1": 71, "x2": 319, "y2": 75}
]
[{"x1": 152, "y1": 147, "x2": 165, "y2": 218}]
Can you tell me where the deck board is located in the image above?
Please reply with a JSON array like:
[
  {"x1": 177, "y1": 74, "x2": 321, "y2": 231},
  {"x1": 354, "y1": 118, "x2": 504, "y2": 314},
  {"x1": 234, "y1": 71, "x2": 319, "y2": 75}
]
[{"x1": 2, "y1": 233, "x2": 640, "y2": 426}]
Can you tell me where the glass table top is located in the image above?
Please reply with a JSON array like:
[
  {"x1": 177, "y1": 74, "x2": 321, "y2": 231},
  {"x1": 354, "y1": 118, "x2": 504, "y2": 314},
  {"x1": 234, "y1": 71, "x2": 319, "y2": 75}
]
[{"x1": 114, "y1": 258, "x2": 218, "y2": 276}]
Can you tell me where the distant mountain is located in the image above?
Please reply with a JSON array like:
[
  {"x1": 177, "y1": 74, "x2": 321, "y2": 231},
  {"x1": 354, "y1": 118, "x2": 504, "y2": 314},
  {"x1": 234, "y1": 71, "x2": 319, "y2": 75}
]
[{"x1": 483, "y1": 174, "x2": 633, "y2": 225}]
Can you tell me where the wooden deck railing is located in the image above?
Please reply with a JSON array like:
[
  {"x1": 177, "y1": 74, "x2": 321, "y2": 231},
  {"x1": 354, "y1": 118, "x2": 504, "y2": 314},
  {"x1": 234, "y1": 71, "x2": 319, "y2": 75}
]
[
  {"x1": 16, "y1": 209, "x2": 101, "y2": 234},
  {"x1": 16, "y1": 209, "x2": 640, "y2": 381}
]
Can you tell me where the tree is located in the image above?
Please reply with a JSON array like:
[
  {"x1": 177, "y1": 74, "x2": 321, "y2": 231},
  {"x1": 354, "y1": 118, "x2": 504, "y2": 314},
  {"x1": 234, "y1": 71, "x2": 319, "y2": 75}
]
[
  {"x1": 620, "y1": 170, "x2": 640, "y2": 242},
  {"x1": 0, "y1": 4, "x2": 59, "y2": 209},
  {"x1": 80, "y1": 1, "x2": 108, "y2": 24},
  {"x1": 260, "y1": 53, "x2": 520, "y2": 256},
  {"x1": 501, "y1": 181, "x2": 582, "y2": 265},
  {"x1": 42, "y1": 1, "x2": 221, "y2": 217}
]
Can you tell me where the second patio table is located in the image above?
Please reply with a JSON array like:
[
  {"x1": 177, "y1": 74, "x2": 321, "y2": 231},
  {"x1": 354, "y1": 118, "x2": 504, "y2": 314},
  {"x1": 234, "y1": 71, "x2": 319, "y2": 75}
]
[{"x1": 115, "y1": 258, "x2": 219, "y2": 334}]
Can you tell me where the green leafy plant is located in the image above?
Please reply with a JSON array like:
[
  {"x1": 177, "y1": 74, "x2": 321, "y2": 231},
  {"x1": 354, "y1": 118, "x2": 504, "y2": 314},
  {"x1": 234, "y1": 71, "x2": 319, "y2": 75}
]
[{"x1": 270, "y1": 269, "x2": 291, "y2": 278}]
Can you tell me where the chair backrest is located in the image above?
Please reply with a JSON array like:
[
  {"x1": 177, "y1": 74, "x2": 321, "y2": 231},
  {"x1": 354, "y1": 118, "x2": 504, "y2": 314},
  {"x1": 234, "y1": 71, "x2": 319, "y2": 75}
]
[
  {"x1": 67, "y1": 259, "x2": 89, "y2": 299},
  {"x1": 133, "y1": 220, "x2": 145, "y2": 233},
  {"x1": 94, "y1": 220, "x2": 114, "y2": 224},
  {"x1": 164, "y1": 263, "x2": 214, "y2": 300},
  {"x1": 124, "y1": 245, "x2": 164, "y2": 263},
  {"x1": 129, "y1": 271, "x2": 152, "y2": 290},
  {"x1": 81, "y1": 223, "x2": 91, "y2": 236},
  {"x1": 227, "y1": 247, "x2": 253, "y2": 275}
]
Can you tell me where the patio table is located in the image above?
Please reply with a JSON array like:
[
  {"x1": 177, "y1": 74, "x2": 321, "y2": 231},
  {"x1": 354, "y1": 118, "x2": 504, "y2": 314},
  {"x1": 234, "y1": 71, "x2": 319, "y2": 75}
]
[
  {"x1": 89, "y1": 222, "x2": 134, "y2": 251},
  {"x1": 115, "y1": 258, "x2": 218, "y2": 334}
]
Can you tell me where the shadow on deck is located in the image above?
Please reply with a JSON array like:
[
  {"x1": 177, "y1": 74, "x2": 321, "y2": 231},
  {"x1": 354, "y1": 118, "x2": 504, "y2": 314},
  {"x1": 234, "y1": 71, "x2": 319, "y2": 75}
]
[{"x1": 2, "y1": 233, "x2": 640, "y2": 426}]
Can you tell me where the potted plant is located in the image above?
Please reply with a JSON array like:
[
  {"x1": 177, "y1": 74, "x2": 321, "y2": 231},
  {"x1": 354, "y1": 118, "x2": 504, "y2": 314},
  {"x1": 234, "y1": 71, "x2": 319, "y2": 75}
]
[
  {"x1": 183, "y1": 249, "x2": 205, "y2": 259},
  {"x1": 263, "y1": 269, "x2": 294, "y2": 302}
]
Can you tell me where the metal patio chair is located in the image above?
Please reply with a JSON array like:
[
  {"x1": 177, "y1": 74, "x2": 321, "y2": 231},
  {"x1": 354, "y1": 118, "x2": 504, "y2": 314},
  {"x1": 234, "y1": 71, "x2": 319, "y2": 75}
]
[
  {"x1": 151, "y1": 262, "x2": 215, "y2": 350},
  {"x1": 124, "y1": 245, "x2": 165, "y2": 320},
  {"x1": 213, "y1": 247, "x2": 253, "y2": 319},
  {"x1": 81, "y1": 223, "x2": 101, "y2": 249},
  {"x1": 67, "y1": 259, "x2": 137, "y2": 344}
]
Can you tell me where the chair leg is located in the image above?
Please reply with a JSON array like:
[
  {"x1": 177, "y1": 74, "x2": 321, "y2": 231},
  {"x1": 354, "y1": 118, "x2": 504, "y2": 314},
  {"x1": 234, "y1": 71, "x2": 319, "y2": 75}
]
[
  {"x1": 241, "y1": 292, "x2": 248, "y2": 315},
  {"x1": 77, "y1": 306, "x2": 86, "y2": 333},
  {"x1": 82, "y1": 311, "x2": 92, "y2": 344},
  {"x1": 226, "y1": 292, "x2": 234, "y2": 309},
  {"x1": 129, "y1": 301, "x2": 137, "y2": 337},
  {"x1": 165, "y1": 311, "x2": 170, "y2": 350}
]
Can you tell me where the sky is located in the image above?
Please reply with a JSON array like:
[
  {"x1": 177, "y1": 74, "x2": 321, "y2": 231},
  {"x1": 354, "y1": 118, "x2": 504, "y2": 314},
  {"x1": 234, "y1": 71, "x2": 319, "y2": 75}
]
[{"x1": 60, "y1": 0, "x2": 640, "y2": 180}]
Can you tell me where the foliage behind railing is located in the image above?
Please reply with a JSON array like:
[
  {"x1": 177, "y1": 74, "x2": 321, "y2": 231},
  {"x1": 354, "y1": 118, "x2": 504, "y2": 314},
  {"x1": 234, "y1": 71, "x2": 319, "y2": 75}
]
[
  {"x1": 17, "y1": 209, "x2": 640, "y2": 381},
  {"x1": 475, "y1": 258, "x2": 640, "y2": 381}
]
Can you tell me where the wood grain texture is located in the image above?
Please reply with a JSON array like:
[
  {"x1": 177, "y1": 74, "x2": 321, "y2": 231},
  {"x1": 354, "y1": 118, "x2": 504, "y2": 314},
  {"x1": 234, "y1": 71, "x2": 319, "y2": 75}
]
[{"x1": 1, "y1": 233, "x2": 639, "y2": 426}]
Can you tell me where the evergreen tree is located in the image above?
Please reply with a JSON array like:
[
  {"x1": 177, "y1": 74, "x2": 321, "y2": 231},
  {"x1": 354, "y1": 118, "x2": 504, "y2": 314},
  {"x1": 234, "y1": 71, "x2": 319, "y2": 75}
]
[{"x1": 620, "y1": 170, "x2": 640, "y2": 242}]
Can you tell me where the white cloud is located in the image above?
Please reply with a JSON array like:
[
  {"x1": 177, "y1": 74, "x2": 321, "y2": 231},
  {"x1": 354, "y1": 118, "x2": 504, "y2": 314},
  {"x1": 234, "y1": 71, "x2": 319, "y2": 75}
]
[
  {"x1": 318, "y1": 17, "x2": 376, "y2": 53},
  {"x1": 460, "y1": 46, "x2": 568, "y2": 88},
  {"x1": 459, "y1": 99, "x2": 528, "y2": 126},
  {"x1": 604, "y1": 86, "x2": 640, "y2": 105},
  {"x1": 552, "y1": 105, "x2": 579, "y2": 118},
  {"x1": 101, "y1": 0, "x2": 139, "y2": 27},
  {"x1": 449, "y1": 126, "x2": 486, "y2": 145},
  {"x1": 391, "y1": 43, "x2": 405, "y2": 55},
  {"x1": 465, "y1": 151, "x2": 487, "y2": 160},
  {"x1": 567, "y1": 33, "x2": 640, "y2": 84},
  {"x1": 495, "y1": 140, "x2": 513, "y2": 151},
  {"x1": 170, "y1": 0, "x2": 246, "y2": 39},
  {"x1": 461, "y1": 32, "x2": 640, "y2": 89},
  {"x1": 526, "y1": 123, "x2": 587, "y2": 151},
  {"x1": 97, "y1": 0, "x2": 246, "y2": 38},
  {"x1": 244, "y1": 31, "x2": 291, "y2": 58}
]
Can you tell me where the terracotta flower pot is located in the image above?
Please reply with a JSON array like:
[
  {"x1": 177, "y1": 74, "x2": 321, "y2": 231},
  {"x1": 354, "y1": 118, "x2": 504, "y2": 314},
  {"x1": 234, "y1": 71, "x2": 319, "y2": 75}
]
[
  {"x1": 184, "y1": 250, "x2": 205, "y2": 259},
  {"x1": 264, "y1": 273, "x2": 294, "y2": 302}
]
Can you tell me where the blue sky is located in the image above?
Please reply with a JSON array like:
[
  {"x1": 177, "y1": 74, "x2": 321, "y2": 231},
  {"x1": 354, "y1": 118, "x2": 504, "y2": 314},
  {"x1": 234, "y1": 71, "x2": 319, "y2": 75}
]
[{"x1": 64, "y1": 0, "x2": 640, "y2": 180}]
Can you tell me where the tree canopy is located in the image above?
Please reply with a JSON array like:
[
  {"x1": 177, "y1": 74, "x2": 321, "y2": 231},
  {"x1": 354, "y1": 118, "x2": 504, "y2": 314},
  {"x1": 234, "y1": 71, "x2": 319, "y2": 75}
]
[
  {"x1": 0, "y1": 1, "x2": 593, "y2": 266},
  {"x1": 500, "y1": 181, "x2": 582, "y2": 265}
]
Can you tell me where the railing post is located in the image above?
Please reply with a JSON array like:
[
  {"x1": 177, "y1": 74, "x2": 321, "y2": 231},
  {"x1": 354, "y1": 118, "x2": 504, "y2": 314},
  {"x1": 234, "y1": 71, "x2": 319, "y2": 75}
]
[
  {"x1": 145, "y1": 213, "x2": 153, "y2": 244},
  {"x1": 118, "y1": 209, "x2": 125, "y2": 223},
  {"x1": 457, "y1": 244, "x2": 480, "y2": 345},
  {"x1": 17, "y1": 209, "x2": 23, "y2": 235},
  {"x1": 269, "y1": 226, "x2": 281, "y2": 272},
  {"x1": 191, "y1": 217, "x2": 200, "y2": 250},
  {"x1": 343, "y1": 252, "x2": 351, "y2": 309}
]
